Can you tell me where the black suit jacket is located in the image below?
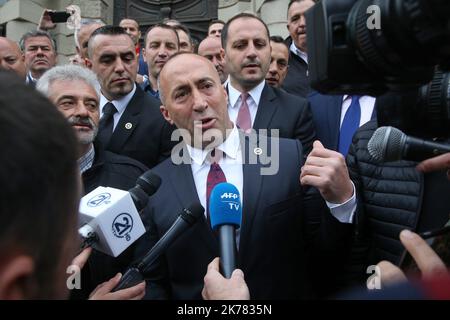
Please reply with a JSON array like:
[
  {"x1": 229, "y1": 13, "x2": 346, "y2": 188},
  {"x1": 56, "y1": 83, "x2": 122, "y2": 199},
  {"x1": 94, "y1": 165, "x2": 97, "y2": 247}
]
[
  {"x1": 230, "y1": 83, "x2": 316, "y2": 157},
  {"x1": 134, "y1": 132, "x2": 349, "y2": 299},
  {"x1": 96, "y1": 85, "x2": 176, "y2": 169},
  {"x1": 308, "y1": 92, "x2": 344, "y2": 151}
]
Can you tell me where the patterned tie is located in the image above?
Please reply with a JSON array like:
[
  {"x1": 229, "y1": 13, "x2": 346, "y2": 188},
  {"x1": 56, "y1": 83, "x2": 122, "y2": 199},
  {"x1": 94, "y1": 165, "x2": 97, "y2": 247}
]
[
  {"x1": 97, "y1": 102, "x2": 117, "y2": 146},
  {"x1": 236, "y1": 93, "x2": 252, "y2": 133},
  {"x1": 206, "y1": 149, "x2": 227, "y2": 225},
  {"x1": 338, "y1": 95, "x2": 361, "y2": 156}
]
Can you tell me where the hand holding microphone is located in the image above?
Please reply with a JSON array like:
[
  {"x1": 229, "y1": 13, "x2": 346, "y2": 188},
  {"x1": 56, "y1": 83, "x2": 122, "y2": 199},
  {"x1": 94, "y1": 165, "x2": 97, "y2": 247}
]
[{"x1": 112, "y1": 203, "x2": 204, "y2": 291}]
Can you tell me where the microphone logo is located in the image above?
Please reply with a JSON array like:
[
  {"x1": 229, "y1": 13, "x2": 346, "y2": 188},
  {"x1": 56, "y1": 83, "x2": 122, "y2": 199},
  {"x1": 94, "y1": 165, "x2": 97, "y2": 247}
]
[
  {"x1": 220, "y1": 192, "x2": 239, "y2": 200},
  {"x1": 220, "y1": 192, "x2": 240, "y2": 211},
  {"x1": 112, "y1": 213, "x2": 134, "y2": 241},
  {"x1": 87, "y1": 193, "x2": 111, "y2": 207}
]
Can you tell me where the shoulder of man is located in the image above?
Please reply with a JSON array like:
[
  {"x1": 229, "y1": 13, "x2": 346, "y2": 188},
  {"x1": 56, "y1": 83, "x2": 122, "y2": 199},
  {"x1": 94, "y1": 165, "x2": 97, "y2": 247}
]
[{"x1": 103, "y1": 150, "x2": 148, "y2": 173}]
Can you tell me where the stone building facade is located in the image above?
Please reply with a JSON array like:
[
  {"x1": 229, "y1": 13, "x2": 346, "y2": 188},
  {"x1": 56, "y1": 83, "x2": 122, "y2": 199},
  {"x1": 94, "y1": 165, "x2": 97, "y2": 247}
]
[{"x1": 0, "y1": 0, "x2": 289, "y2": 63}]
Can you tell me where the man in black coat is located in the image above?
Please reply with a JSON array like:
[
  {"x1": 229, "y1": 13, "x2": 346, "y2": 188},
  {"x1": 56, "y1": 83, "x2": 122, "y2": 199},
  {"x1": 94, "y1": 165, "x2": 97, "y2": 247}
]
[
  {"x1": 37, "y1": 64, "x2": 147, "y2": 300},
  {"x1": 282, "y1": 0, "x2": 316, "y2": 97},
  {"x1": 222, "y1": 13, "x2": 316, "y2": 156},
  {"x1": 86, "y1": 25, "x2": 175, "y2": 169}
]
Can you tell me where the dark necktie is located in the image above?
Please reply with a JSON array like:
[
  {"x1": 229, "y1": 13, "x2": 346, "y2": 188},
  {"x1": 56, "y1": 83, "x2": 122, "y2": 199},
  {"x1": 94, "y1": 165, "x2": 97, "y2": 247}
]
[
  {"x1": 98, "y1": 102, "x2": 117, "y2": 146},
  {"x1": 206, "y1": 150, "x2": 227, "y2": 225},
  {"x1": 338, "y1": 96, "x2": 361, "y2": 156}
]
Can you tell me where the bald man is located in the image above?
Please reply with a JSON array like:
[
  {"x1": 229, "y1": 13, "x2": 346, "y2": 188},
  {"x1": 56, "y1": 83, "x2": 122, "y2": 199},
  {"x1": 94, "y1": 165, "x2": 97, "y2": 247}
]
[
  {"x1": 197, "y1": 36, "x2": 228, "y2": 84},
  {"x1": 119, "y1": 18, "x2": 148, "y2": 80},
  {"x1": 0, "y1": 37, "x2": 27, "y2": 80},
  {"x1": 75, "y1": 22, "x2": 105, "y2": 60}
]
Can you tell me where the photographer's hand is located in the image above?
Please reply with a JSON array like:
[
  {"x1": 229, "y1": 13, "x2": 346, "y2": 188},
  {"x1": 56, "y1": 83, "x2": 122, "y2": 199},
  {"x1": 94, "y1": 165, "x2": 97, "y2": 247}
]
[
  {"x1": 37, "y1": 9, "x2": 56, "y2": 31},
  {"x1": 416, "y1": 152, "x2": 450, "y2": 180},
  {"x1": 377, "y1": 230, "x2": 447, "y2": 287},
  {"x1": 89, "y1": 274, "x2": 145, "y2": 300}
]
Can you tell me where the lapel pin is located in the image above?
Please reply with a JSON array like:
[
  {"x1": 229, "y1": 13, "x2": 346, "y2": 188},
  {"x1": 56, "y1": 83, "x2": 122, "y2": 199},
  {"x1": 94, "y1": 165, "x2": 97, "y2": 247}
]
[
  {"x1": 125, "y1": 122, "x2": 133, "y2": 130},
  {"x1": 254, "y1": 147, "x2": 262, "y2": 155}
]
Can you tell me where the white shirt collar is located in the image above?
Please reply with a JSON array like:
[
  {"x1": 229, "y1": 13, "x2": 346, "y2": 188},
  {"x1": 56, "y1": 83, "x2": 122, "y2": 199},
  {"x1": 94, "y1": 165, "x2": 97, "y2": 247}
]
[
  {"x1": 290, "y1": 42, "x2": 308, "y2": 64},
  {"x1": 185, "y1": 124, "x2": 241, "y2": 172},
  {"x1": 342, "y1": 95, "x2": 375, "y2": 101},
  {"x1": 228, "y1": 80, "x2": 265, "y2": 109},
  {"x1": 99, "y1": 84, "x2": 136, "y2": 116},
  {"x1": 27, "y1": 72, "x2": 37, "y2": 83}
]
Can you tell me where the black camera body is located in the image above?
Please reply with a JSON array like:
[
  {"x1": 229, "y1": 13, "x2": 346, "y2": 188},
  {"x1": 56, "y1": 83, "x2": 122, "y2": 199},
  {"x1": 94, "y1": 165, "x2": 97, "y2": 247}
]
[{"x1": 306, "y1": 0, "x2": 450, "y2": 138}]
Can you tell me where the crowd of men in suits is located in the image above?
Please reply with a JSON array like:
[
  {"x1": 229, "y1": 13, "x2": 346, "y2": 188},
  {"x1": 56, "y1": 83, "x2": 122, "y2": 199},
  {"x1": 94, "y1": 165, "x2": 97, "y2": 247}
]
[{"x1": 0, "y1": 0, "x2": 448, "y2": 300}]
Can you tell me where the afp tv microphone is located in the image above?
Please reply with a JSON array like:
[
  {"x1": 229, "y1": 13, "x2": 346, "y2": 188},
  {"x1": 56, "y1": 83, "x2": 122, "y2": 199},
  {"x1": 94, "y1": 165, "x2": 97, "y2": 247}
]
[
  {"x1": 368, "y1": 126, "x2": 450, "y2": 163},
  {"x1": 112, "y1": 203, "x2": 204, "y2": 291},
  {"x1": 78, "y1": 170, "x2": 161, "y2": 257},
  {"x1": 209, "y1": 182, "x2": 242, "y2": 279}
]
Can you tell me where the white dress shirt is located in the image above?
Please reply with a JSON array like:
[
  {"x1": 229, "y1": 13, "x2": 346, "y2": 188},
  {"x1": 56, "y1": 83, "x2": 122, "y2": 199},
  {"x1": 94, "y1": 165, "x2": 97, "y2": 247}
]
[
  {"x1": 186, "y1": 125, "x2": 244, "y2": 218},
  {"x1": 99, "y1": 84, "x2": 137, "y2": 131},
  {"x1": 340, "y1": 95, "x2": 376, "y2": 128},
  {"x1": 325, "y1": 95, "x2": 376, "y2": 223},
  {"x1": 227, "y1": 80, "x2": 265, "y2": 128},
  {"x1": 290, "y1": 42, "x2": 308, "y2": 65}
]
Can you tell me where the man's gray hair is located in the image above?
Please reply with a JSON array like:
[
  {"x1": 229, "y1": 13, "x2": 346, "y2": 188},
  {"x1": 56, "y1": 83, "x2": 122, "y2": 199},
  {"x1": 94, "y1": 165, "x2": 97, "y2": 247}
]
[
  {"x1": 36, "y1": 65, "x2": 101, "y2": 99},
  {"x1": 19, "y1": 30, "x2": 57, "y2": 52}
]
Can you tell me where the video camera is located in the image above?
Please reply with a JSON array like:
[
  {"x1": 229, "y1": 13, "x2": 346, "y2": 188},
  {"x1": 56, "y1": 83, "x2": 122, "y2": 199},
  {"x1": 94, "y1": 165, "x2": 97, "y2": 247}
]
[{"x1": 306, "y1": 0, "x2": 450, "y2": 138}]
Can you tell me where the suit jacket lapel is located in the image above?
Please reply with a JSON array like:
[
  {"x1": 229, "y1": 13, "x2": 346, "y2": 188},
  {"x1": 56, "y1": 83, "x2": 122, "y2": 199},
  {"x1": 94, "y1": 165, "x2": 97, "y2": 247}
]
[
  {"x1": 238, "y1": 132, "x2": 264, "y2": 260},
  {"x1": 168, "y1": 156, "x2": 219, "y2": 254},
  {"x1": 252, "y1": 84, "x2": 277, "y2": 131},
  {"x1": 327, "y1": 95, "x2": 343, "y2": 150},
  {"x1": 370, "y1": 103, "x2": 377, "y2": 120},
  {"x1": 108, "y1": 86, "x2": 142, "y2": 152}
]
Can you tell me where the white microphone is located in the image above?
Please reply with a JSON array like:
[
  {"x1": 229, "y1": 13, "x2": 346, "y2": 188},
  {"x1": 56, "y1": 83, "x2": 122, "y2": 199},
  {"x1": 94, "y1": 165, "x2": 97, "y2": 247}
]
[{"x1": 78, "y1": 171, "x2": 161, "y2": 257}]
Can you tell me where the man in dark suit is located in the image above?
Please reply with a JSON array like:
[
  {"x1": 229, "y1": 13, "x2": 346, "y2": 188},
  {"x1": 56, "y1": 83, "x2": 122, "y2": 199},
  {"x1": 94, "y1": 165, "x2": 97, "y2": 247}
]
[
  {"x1": 86, "y1": 26, "x2": 175, "y2": 169},
  {"x1": 134, "y1": 52, "x2": 352, "y2": 299},
  {"x1": 308, "y1": 92, "x2": 376, "y2": 154},
  {"x1": 19, "y1": 30, "x2": 57, "y2": 86},
  {"x1": 303, "y1": 91, "x2": 375, "y2": 295},
  {"x1": 222, "y1": 13, "x2": 316, "y2": 156}
]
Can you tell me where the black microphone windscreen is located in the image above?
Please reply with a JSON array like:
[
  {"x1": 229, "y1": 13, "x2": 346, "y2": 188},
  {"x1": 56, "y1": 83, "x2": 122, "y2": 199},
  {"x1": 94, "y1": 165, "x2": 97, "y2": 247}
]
[
  {"x1": 136, "y1": 171, "x2": 162, "y2": 196},
  {"x1": 182, "y1": 203, "x2": 205, "y2": 225}
]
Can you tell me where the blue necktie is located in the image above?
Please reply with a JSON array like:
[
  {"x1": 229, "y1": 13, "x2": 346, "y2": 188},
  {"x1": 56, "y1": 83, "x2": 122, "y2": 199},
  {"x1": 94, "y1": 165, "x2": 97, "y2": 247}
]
[{"x1": 338, "y1": 96, "x2": 361, "y2": 156}]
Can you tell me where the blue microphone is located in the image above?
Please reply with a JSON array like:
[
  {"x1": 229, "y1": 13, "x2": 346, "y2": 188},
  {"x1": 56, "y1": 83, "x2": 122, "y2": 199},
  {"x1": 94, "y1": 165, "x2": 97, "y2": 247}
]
[{"x1": 209, "y1": 182, "x2": 242, "y2": 278}]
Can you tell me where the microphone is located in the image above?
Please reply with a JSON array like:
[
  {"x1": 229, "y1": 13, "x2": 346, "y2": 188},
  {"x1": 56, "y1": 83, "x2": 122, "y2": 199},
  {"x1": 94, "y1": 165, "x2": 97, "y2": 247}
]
[
  {"x1": 78, "y1": 170, "x2": 161, "y2": 257},
  {"x1": 368, "y1": 126, "x2": 450, "y2": 163},
  {"x1": 209, "y1": 182, "x2": 242, "y2": 279},
  {"x1": 112, "y1": 202, "x2": 204, "y2": 291}
]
